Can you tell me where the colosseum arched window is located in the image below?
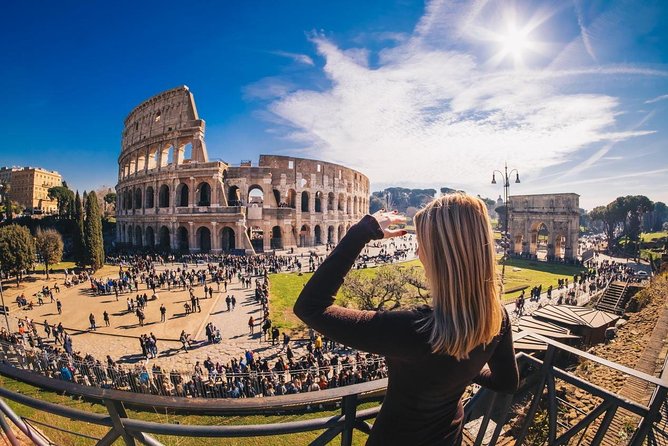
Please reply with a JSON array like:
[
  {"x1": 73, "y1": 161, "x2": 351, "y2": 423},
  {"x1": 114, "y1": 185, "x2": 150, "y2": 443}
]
[
  {"x1": 248, "y1": 185, "x2": 264, "y2": 205},
  {"x1": 145, "y1": 226, "x2": 155, "y2": 247},
  {"x1": 158, "y1": 226, "x2": 170, "y2": 250},
  {"x1": 286, "y1": 189, "x2": 296, "y2": 208},
  {"x1": 134, "y1": 226, "x2": 143, "y2": 247},
  {"x1": 314, "y1": 225, "x2": 322, "y2": 244},
  {"x1": 177, "y1": 227, "x2": 189, "y2": 252},
  {"x1": 145, "y1": 186, "x2": 154, "y2": 208},
  {"x1": 176, "y1": 183, "x2": 189, "y2": 207},
  {"x1": 315, "y1": 192, "x2": 323, "y2": 212},
  {"x1": 134, "y1": 188, "x2": 142, "y2": 210},
  {"x1": 270, "y1": 226, "x2": 282, "y2": 249},
  {"x1": 196, "y1": 182, "x2": 211, "y2": 206},
  {"x1": 228, "y1": 186, "x2": 241, "y2": 206},
  {"x1": 327, "y1": 192, "x2": 335, "y2": 211},
  {"x1": 158, "y1": 185, "x2": 170, "y2": 208},
  {"x1": 196, "y1": 226, "x2": 211, "y2": 253},
  {"x1": 220, "y1": 227, "x2": 235, "y2": 251},
  {"x1": 301, "y1": 191, "x2": 309, "y2": 212}
]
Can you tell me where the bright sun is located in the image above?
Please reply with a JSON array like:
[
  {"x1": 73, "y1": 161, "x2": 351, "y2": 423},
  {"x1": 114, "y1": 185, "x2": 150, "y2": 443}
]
[
  {"x1": 482, "y1": 13, "x2": 545, "y2": 68},
  {"x1": 498, "y1": 26, "x2": 531, "y2": 61}
]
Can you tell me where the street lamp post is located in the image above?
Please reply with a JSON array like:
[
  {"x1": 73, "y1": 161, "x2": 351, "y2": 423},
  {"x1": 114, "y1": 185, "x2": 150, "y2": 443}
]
[{"x1": 491, "y1": 163, "x2": 520, "y2": 283}]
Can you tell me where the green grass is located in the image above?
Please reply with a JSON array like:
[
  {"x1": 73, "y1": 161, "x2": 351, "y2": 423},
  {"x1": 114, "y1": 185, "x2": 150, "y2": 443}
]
[
  {"x1": 269, "y1": 257, "x2": 584, "y2": 332},
  {"x1": 641, "y1": 231, "x2": 668, "y2": 242},
  {"x1": 33, "y1": 261, "x2": 77, "y2": 273},
  {"x1": 501, "y1": 257, "x2": 584, "y2": 300},
  {"x1": 0, "y1": 375, "x2": 376, "y2": 446}
]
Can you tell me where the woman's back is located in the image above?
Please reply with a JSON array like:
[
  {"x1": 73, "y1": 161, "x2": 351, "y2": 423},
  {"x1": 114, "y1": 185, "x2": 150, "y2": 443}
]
[{"x1": 294, "y1": 197, "x2": 519, "y2": 446}]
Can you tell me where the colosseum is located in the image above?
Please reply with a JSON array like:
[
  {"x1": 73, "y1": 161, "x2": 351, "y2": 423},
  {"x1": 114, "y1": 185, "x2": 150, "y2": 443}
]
[{"x1": 115, "y1": 86, "x2": 369, "y2": 253}]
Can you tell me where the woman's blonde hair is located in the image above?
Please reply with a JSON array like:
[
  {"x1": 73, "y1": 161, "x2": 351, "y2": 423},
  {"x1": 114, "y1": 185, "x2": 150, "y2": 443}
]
[{"x1": 415, "y1": 193, "x2": 502, "y2": 360}]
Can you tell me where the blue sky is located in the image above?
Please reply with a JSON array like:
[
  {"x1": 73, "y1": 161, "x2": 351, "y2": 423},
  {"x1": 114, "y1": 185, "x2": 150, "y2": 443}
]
[{"x1": 1, "y1": 0, "x2": 666, "y2": 209}]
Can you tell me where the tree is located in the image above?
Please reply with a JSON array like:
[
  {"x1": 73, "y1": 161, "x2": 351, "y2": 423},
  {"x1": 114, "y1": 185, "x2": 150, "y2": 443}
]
[
  {"x1": 35, "y1": 228, "x2": 63, "y2": 279},
  {"x1": 369, "y1": 195, "x2": 384, "y2": 214},
  {"x1": 0, "y1": 182, "x2": 12, "y2": 222},
  {"x1": 342, "y1": 265, "x2": 429, "y2": 311},
  {"x1": 47, "y1": 185, "x2": 74, "y2": 218},
  {"x1": 84, "y1": 191, "x2": 105, "y2": 270},
  {"x1": 73, "y1": 191, "x2": 86, "y2": 266},
  {"x1": 0, "y1": 224, "x2": 35, "y2": 285}
]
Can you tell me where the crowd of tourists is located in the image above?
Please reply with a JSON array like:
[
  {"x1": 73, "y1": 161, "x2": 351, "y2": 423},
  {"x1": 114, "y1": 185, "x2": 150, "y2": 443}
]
[{"x1": 0, "y1": 325, "x2": 387, "y2": 399}]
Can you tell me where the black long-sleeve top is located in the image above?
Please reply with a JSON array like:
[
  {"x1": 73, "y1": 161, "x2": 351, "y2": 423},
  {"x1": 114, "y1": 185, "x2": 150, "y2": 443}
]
[{"x1": 293, "y1": 215, "x2": 519, "y2": 446}]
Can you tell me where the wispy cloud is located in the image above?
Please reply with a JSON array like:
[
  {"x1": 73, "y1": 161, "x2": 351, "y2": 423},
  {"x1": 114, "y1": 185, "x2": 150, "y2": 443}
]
[
  {"x1": 259, "y1": 0, "x2": 664, "y2": 194},
  {"x1": 573, "y1": 0, "x2": 597, "y2": 63},
  {"x1": 646, "y1": 94, "x2": 668, "y2": 104},
  {"x1": 272, "y1": 50, "x2": 314, "y2": 66}
]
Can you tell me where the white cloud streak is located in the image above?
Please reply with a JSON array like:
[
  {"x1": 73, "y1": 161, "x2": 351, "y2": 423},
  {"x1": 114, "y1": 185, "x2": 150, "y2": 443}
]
[
  {"x1": 272, "y1": 51, "x2": 314, "y2": 66},
  {"x1": 646, "y1": 94, "x2": 668, "y2": 104}
]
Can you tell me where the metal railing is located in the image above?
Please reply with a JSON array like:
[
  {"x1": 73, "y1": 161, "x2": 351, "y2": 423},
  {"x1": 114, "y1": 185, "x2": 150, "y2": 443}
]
[{"x1": 0, "y1": 332, "x2": 666, "y2": 446}]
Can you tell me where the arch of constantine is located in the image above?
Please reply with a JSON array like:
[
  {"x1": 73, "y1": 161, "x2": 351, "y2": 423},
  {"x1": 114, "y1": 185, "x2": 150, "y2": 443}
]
[
  {"x1": 115, "y1": 86, "x2": 369, "y2": 253},
  {"x1": 507, "y1": 193, "x2": 580, "y2": 261}
]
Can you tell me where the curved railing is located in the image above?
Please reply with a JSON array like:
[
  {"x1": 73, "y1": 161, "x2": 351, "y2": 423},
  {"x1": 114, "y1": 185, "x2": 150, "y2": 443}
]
[{"x1": 0, "y1": 332, "x2": 666, "y2": 446}]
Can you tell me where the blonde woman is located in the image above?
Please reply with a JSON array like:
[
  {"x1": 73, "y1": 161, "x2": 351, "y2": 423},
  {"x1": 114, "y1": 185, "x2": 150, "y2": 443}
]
[{"x1": 294, "y1": 193, "x2": 519, "y2": 446}]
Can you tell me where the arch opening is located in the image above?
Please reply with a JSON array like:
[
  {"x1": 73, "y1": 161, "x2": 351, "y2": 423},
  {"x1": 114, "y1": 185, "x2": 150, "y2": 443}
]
[{"x1": 196, "y1": 182, "x2": 211, "y2": 206}]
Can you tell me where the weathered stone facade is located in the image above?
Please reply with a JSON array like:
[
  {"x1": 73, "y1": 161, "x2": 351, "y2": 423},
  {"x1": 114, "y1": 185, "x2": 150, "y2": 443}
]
[
  {"x1": 507, "y1": 193, "x2": 580, "y2": 260},
  {"x1": 115, "y1": 86, "x2": 369, "y2": 253}
]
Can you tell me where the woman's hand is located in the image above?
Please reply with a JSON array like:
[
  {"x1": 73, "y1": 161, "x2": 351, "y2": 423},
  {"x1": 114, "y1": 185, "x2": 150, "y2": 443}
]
[{"x1": 371, "y1": 210, "x2": 408, "y2": 239}]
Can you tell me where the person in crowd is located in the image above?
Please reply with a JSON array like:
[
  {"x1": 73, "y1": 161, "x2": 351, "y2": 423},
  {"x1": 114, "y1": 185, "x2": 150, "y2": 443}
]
[{"x1": 294, "y1": 195, "x2": 519, "y2": 446}]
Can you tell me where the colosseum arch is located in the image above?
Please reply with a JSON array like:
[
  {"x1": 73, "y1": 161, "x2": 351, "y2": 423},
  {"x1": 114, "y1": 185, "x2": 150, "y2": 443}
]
[
  {"x1": 228, "y1": 186, "x2": 241, "y2": 206},
  {"x1": 176, "y1": 227, "x2": 189, "y2": 252},
  {"x1": 248, "y1": 185, "x2": 264, "y2": 205},
  {"x1": 158, "y1": 185, "x2": 170, "y2": 208},
  {"x1": 314, "y1": 225, "x2": 323, "y2": 245},
  {"x1": 196, "y1": 182, "x2": 211, "y2": 206},
  {"x1": 196, "y1": 226, "x2": 212, "y2": 253},
  {"x1": 176, "y1": 183, "x2": 189, "y2": 207},
  {"x1": 133, "y1": 188, "x2": 142, "y2": 210},
  {"x1": 327, "y1": 225, "x2": 335, "y2": 244},
  {"x1": 299, "y1": 224, "x2": 311, "y2": 247},
  {"x1": 314, "y1": 192, "x2": 323, "y2": 213},
  {"x1": 134, "y1": 226, "x2": 143, "y2": 248},
  {"x1": 145, "y1": 186, "x2": 154, "y2": 208},
  {"x1": 338, "y1": 224, "x2": 345, "y2": 241},
  {"x1": 508, "y1": 193, "x2": 580, "y2": 261},
  {"x1": 327, "y1": 192, "x2": 335, "y2": 211},
  {"x1": 301, "y1": 191, "x2": 310, "y2": 212},
  {"x1": 220, "y1": 227, "x2": 236, "y2": 251},
  {"x1": 127, "y1": 225, "x2": 134, "y2": 246},
  {"x1": 287, "y1": 189, "x2": 297, "y2": 208},
  {"x1": 145, "y1": 226, "x2": 155, "y2": 247},
  {"x1": 158, "y1": 226, "x2": 170, "y2": 250},
  {"x1": 270, "y1": 226, "x2": 282, "y2": 249}
]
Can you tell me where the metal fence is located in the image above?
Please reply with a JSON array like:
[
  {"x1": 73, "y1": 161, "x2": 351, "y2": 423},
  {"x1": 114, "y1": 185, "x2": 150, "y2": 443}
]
[{"x1": 0, "y1": 332, "x2": 666, "y2": 446}]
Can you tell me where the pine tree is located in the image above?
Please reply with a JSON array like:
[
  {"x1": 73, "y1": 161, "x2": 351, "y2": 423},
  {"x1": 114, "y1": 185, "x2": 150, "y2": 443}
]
[
  {"x1": 73, "y1": 191, "x2": 86, "y2": 266},
  {"x1": 84, "y1": 191, "x2": 105, "y2": 270}
]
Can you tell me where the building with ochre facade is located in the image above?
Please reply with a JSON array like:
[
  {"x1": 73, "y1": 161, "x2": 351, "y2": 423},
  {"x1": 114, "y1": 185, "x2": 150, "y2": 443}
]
[{"x1": 115, "y1": 86, "x2": 369, "y2": 253}]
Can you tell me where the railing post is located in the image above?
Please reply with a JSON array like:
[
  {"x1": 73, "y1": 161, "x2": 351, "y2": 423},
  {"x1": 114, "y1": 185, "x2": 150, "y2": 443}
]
[
  {"x1": 0, "y1": 409, "x2": 19, "y2": 446},
  {"x1": 104, "y1": 399, "x2": 136, "y2": 446},
  {"x1": 629, "y1": 386, "x2": 668, "y2": 446},
  {"x1": 340, "y1": 394, "x2": 358, "y2": 446},
  {"x1": 515, "y1": 344, "x2": 556, "y2": 446}
]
